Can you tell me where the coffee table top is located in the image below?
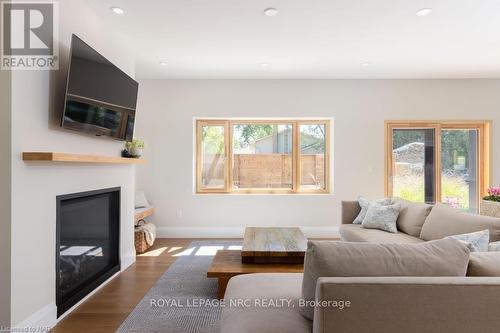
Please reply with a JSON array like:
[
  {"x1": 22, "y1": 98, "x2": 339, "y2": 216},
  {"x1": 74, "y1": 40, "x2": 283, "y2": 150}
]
[
  {"x1": 242, "y1": 227, "x2": 307, "y2": 258},
  {"x1": 207, "y1": 250, "x2": 304, "y2": 278}
]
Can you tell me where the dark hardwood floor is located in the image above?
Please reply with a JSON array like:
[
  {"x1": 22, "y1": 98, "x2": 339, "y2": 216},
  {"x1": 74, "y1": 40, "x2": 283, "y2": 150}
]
[{"x1": 52, "y1": 238, "x2": 213, "y2": 333}]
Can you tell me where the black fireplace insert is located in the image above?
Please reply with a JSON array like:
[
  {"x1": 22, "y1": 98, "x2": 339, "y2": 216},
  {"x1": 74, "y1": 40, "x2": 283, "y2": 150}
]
[{"x1": 56, "y1": 187, "x2": 120, "y2": 317}]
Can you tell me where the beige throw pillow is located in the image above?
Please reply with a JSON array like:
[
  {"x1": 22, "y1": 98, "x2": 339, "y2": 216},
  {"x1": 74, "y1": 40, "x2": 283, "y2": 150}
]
[{"x1": 393, "y1": 197, "x2": 433, "y2": 237}]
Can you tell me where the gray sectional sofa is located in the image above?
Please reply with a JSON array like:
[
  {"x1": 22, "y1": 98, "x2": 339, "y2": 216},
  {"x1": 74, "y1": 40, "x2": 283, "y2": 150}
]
[
  {"x1": 340, "y1": 198, "x2": 500, "y2": 244},
  {"x1": 221, "y1": 199, "x2": 500, "y2": 333}
]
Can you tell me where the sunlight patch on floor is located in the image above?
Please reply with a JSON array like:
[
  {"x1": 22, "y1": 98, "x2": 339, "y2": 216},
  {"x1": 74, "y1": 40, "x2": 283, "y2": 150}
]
[
  {"x1": 167, "y1": 246, "x2": 183, "y2": 253},
  {"x1": 195, "y1": 246, "x2": 224, "y2": 256},
  {"x1": 138, "y1": 247, "x2": 168, "y2": 257},
  {"x1": 172, "y1": 244, "x2": 242, "y2": 257},
  {"x1": 173, "y1": 247, "x2": 196, "y2": 257}
]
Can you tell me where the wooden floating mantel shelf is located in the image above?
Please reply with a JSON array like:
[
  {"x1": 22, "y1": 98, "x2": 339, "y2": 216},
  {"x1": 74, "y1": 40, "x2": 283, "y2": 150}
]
[{"x1": 22, "y1": 152, "x2": 147, "y2": 165}]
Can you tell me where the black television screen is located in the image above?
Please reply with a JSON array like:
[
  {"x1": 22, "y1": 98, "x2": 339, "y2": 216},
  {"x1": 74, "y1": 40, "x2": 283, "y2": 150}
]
[{"x1": 61, "y1": 35, "x2": 139, "y2": 141}]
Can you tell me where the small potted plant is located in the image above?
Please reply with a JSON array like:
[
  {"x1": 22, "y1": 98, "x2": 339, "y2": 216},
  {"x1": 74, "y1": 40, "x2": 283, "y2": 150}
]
[
  {"x1": 481, "y1": 187, "x2": 500, "y2": 217},
  {"x1": 124, "y1": 139, "x2": 145, "y2": 158}
]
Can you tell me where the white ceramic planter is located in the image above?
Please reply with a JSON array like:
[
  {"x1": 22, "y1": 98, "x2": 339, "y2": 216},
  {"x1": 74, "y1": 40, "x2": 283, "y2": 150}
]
[
  {"x1": 480, "y1": 200, "x2": 500, "y2": 218},
  {"x1": 129, "y1": 147, "x2": 143, "y2": 158}
]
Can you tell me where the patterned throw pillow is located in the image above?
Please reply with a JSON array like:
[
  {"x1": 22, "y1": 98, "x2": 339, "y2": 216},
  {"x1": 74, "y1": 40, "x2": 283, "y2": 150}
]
[
  {"x1": 445, "y1": 229, "x2": 490, "y2": 252},
  {"x1": 361, "y1": 203, "x2": 401, "y2": 233},
  {"x1": 353, "y1": 196, "x2": 393, "y2": 224},
  {"x1": 489, "y1": 241, "x2": 500, "y2": 252}
]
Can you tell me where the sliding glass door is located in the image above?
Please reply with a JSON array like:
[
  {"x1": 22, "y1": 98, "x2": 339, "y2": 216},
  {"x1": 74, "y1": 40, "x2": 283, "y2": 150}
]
[
  {"x1": 391, "y1": 128, "x2": 436, "y2": 204},
  {"x1": 441, "y1": 129, "x2": 479, "y2": 211},
  {"x1": 386, "y1": 121, "x2": 490, "y2": 212}
]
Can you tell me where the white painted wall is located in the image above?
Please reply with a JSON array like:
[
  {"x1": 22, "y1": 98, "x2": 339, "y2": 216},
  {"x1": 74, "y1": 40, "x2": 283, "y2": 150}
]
[
  {"x1": 135, "y1": 79, "x2": 500, "y2": 237},
  {"x1": 10, "y1": 0, "x2": 136, "y2": 327},
  {"x1": 0, "y1": 64, "x2": 12, "y2": 326}
]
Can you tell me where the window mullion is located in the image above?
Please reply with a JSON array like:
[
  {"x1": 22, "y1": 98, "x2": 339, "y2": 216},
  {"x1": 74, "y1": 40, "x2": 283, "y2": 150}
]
[
  {"x1": 225, "y1": 120, "x2": 232, "y2": 193},
  {"x1": 196, "y1": 120, "x2": 203, "y2": 193},
  {"x1": 480, "y1": 124, "x2": 489, "y2": 198},
  {"x1": 325, "y1": 121, "x2": 331, "y2": 193},
  {"x1": 293, "y1": 122, "x2": 299, "y2": 192},
  {"x1": 435, "y1": 125, "x2": 442, "y2": 204}
]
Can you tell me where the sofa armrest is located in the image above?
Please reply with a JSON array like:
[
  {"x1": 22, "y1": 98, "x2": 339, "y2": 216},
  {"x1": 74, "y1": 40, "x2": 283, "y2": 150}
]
[
  {"x1": 313, "y1": 276, "x2": 500, "y2": 333},
  {"x1": 341, "y1": 201, "x2": 361, "y2": 224}
]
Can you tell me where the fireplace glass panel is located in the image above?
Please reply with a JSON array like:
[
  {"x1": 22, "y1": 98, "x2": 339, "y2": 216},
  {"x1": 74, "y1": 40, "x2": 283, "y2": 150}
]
[{"x1": 57, "y1": 188, "x2": 120, "y2": 317}]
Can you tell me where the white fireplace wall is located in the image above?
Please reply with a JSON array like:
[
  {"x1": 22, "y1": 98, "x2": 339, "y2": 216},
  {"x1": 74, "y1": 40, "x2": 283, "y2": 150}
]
[{"x1": 10, "y1": 0, "x2": 136, "y2": 327}]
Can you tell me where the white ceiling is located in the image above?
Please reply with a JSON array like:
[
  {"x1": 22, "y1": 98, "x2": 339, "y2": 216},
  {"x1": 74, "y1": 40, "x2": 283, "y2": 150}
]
[{"x1": 86, "y1": 0, "x2": 500, "y2": 79}]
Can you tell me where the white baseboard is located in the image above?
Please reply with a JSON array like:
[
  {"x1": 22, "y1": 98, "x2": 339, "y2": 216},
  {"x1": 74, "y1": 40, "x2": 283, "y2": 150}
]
[
  {"x1": 15, "y1": 302, "x2": 57, "y2": 331},
  {"x1": 156, "y1": 226, "x2": 339, "y2": 238},
  {"x1": 156, "y1": 227, "x2": 245, "y2": 238}
]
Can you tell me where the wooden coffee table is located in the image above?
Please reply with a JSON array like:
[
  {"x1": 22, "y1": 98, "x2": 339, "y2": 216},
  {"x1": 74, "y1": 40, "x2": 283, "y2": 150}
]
[
  {"x1": 207, "y1": 250, "x2": 304, "y2": 299},
  {"x1": 241, "y1": 227, "x2": 307, "y2": 264},
  {"x1": 207, "y1": 227, "x2": 307, "y2": 298}
]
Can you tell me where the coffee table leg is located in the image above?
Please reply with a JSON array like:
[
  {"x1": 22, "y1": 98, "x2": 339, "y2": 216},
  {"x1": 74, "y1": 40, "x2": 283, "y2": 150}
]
[{"x1": 218, "y1": 276, "x2": 231, "y2": 299}]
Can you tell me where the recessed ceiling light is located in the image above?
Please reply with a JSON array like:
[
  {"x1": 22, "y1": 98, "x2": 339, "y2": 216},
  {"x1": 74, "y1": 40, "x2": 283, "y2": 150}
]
[
  {"x1": 110, "y1": 7, "x2": 124, "y2": 15},
  {"x1": 159, "y1": 61, "x2": 168, "y2": 66},
  {"x1": 264, "y1": 8, "x2": 278, "y2": 17},
  {"x1": 260, "y1": 63, "x2": 270, "y2": 68},
  {"x1": 361, "y1": 62, "x2": 371, "y2": 67},
  {"x1": 416, "y1": 8, "x2": 432, "y2": 17}
]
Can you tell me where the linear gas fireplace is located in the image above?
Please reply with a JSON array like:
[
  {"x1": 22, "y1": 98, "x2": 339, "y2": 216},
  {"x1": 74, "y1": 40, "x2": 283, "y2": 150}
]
[{"x1": 56, "y1": 187, "x2": 120, "y2": 317}]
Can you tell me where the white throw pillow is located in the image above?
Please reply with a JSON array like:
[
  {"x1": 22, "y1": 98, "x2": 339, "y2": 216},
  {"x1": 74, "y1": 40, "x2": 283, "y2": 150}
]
[
  {"x1": 445, "y1": 229, "x2": 490, "y2": 252},
  {"x1": 361, "y1": 203, "x2": 401, "y2": 233},
  {"x1": 353, "y1": 196, "x2": 393, "y2": 224},
  {"x1": 135, "y1": 191, "x2": 150, "y2": 209},
  {"x1": 489, "y1": 241, "x2": 500, "y2": 252}
]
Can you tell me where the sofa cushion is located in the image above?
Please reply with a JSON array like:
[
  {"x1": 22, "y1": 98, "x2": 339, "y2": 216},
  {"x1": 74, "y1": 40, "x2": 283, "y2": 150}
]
[
  {"x1": 467, "y1": 252, "x2": 500, "y2": 276},
  {"x1": 393, "y1": 197, "x2": 433, "y2": 237},
  {"x1": 445, "y1": 229, "x2": 490, "y2": 252},
  {"x1": 339, "y1": 224, "x2": 424, "y2": 244},
  {"x1": 221, "y1": 273, "x2": 311, "y2": 333},
  {"x1": 342, "y1": 201, "x2": 362, "y2": 224},
  {"x1": 300, "y1": 239, "x2": 470, "y2": 320},
  {"x1": 420, "y1": 204, "x2": 500, "y2": 242},
  {"x1": 353, "y1": 196, "x2": 393, "y2": 224},
  {"x1": 489, "y1": 241, "x2": 500, "y2": 252},
  {"x1": 313, "y1": 276, "x2": 500, "y2": 333},
  {"x1": 361, "y1": 202, "x2": 401, "y2": 233}
]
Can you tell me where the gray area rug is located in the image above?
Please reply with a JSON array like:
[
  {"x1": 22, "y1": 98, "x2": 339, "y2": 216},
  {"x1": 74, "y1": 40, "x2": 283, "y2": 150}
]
[{"x1": 117, "y1": 241, "x2": 241, "y2": 333}]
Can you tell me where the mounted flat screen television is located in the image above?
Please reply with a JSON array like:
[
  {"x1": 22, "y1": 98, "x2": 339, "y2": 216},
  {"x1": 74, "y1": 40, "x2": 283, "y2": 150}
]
[{"x1": 61, "y1": 35, "x2": 139, "y2": 141}]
